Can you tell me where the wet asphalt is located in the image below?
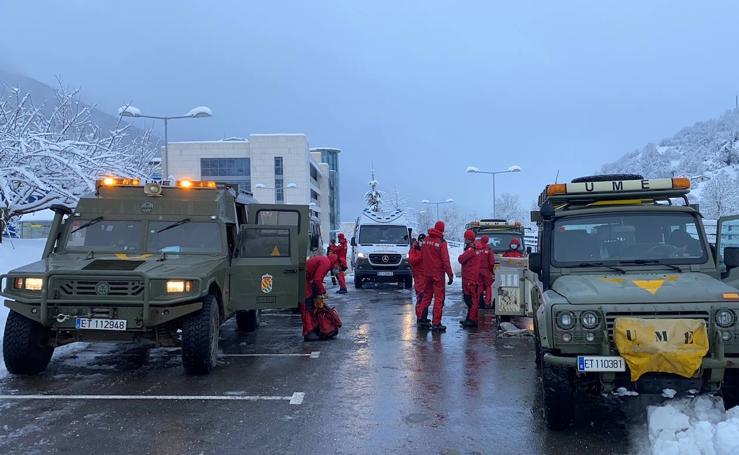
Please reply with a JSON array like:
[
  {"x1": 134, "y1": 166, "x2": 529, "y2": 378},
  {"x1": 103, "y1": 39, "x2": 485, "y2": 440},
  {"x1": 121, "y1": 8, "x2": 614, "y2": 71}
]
[{"x1": 0, "y1": 280, "x2": 654, "y2": 455}]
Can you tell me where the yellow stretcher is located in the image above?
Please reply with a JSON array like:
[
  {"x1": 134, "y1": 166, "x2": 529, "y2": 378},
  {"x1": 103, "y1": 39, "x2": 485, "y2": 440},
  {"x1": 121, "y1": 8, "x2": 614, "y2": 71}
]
[{"x1": 613, "y1": 318, "x2": 709, "y2": 382}]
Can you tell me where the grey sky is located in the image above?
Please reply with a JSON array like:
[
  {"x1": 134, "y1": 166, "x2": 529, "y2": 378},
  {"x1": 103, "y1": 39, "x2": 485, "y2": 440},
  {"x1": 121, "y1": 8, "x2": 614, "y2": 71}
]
[{"x1": 3, "y1": 0, "x2": 739, "y2": 220}]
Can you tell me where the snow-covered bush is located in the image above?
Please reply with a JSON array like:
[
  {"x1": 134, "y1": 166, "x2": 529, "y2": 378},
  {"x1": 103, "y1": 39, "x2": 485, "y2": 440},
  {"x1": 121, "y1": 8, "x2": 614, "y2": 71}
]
[{"x1": 0, "y1": 87, "x2": 158, "y2": 240}]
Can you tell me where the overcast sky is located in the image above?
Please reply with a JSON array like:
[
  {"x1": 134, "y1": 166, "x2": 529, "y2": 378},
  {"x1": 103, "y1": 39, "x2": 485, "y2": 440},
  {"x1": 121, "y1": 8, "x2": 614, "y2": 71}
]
[{"x1": 3, "y1": 1, "x2": 739, "y2": 220}]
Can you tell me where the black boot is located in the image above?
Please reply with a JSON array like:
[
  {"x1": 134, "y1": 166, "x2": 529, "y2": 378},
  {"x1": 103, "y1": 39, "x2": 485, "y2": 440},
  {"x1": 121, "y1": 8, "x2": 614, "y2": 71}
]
[
  {"x1": 421, "y1": 308, "x2": 431, "y2": 325},
  {"x1": 461, "y1": 319, "x2": 478, "y2": 329},
  {"x1": 417, "y1": 319, "x2": 431, "y2": 329},
  {"x1": 336, "y1": 288, "x2": 347, "y2": 294},
  {"x1": 431, "y1": 323, "x2": 447, "y2": 332}
]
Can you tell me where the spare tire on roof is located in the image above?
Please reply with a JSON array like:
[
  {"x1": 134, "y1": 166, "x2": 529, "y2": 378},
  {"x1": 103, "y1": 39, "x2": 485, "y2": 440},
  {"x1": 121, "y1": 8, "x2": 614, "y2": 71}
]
[{"x1": 571, "y1": 174, "x2": 644, "y2": 183}]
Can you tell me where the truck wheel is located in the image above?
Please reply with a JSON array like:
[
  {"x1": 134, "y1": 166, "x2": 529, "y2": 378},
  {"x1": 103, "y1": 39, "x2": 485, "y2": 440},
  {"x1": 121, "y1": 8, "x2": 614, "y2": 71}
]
[
  {"x1": 3, "y1": 311, "x2": 54, "y2": 375},
  {"x1": 354, "y1": 275, "x2": 363, "y2": 289},
  {"x1": 540, "y1": 359, "x2": 575, "y2": 430},
  {"x1": 181, "y1": 294, "x2": 220, "y2": 375},
  {"x1": 404, "y1": 276, "x2": 413, "y2": 290},
  {"x1": 722, "y1": 369, "x2": 739, "y2": 410},
  {"x1": 236, "y1": 310, "x2": 260, "y2": 332}
]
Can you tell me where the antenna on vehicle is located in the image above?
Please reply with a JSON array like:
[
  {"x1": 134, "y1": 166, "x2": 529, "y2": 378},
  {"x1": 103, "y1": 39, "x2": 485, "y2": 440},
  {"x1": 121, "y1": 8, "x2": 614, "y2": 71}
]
[{"x1": 554, "y1": 170, "x2": 560, "y2": 184}]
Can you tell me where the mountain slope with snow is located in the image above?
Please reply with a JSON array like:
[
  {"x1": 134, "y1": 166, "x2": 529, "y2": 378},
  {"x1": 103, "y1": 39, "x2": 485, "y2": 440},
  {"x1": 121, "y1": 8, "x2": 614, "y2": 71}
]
[{"x1": 601, "y1": 109, "x2": 739, "y2": 217}]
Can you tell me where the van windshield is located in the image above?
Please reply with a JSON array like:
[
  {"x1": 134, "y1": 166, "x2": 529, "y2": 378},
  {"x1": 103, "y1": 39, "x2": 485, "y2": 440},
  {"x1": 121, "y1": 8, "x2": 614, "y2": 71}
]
[
  {"x1": 479, "y1": 233, "x2": 524, "y2": 253},
  {"x1": 553, "y1": 212, "x2": 707, "y2": 266},
  {"x1": 359, "y1": 225, "x2": 409, "y2": 245}
]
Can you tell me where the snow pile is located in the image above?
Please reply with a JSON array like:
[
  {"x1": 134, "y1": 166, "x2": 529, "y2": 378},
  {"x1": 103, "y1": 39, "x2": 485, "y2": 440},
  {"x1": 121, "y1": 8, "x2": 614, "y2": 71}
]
[
  {"x1": 0, "y1": 238, "x2": 46, "y2": 377},
  {"x1": 648, "y1": 396, "x2": 739, "y2": 455},
  {"x1": 614, "y1": 386, "x2": 639, "y2": 397},
  {"x1": 185, "y1": 106, "x2": 212, "y2": 117},
  {"x1": 117, "y1": 105, "x2": 141, "y2": 116}
]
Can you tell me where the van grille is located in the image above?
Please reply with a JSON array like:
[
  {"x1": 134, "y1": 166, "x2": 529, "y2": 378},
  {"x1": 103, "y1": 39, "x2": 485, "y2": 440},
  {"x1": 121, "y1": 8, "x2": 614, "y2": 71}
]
[
  {"x1": 369, "y1": 254, "x2": 402, "y2": 266},
  {"x1": 57, "y1": 278, "x2": 145, "y2": 298}
]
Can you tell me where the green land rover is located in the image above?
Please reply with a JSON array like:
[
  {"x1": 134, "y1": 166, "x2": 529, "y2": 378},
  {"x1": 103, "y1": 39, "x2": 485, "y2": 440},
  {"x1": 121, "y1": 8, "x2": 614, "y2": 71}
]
[{"x1": 529, "y1": 174, "x2": 739, "y2": 429}]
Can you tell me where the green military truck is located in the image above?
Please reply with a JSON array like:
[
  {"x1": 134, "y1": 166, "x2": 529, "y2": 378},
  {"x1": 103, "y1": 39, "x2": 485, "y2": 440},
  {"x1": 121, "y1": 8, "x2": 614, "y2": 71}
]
[
  {"x1": 528, "y1": 174, "x2": 739, "y2": 429},
  {"x1": 1, "y1": 178, "x2": 311, "y2": 375}
]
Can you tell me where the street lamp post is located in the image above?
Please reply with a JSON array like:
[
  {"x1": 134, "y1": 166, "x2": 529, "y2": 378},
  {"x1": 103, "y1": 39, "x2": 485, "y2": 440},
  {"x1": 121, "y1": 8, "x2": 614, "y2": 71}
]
[
  {"x1": 255, "y1": 182, "x2": 297, "y2": 203},
  {"x1": 421, "y1": 198, "x2": 455, "y2": 219},
  {"x1": 119, "y1": 105, "x2": 213, "y2": 179},
  {"x1": 465, "y1": 165, "x2": 521, "y2": 218}
]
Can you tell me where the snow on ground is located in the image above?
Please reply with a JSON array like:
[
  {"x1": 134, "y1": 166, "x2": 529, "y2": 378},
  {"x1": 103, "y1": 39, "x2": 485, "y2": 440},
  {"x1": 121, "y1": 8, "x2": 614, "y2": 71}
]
[
  {"x1": 0, "y1": 238, "x2": 46, "y2": 377},
  {"x1": 647, "y1": 396, "x2": 739, "y2": 455}
]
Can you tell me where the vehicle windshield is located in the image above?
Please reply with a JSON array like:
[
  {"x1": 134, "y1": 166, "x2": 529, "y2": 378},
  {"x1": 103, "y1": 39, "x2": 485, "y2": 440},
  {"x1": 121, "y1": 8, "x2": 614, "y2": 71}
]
[
  {"x1": 147, "y1": 221, "x2": 223, "y2": 254},
  {"x1": 358, "y1": 225, "x2": 409, "y2": 245},
  {"x1": 553, "y1": 212, "x2": 707, "y2": 266},
  {"x1": 478, "y1": 232, "x2": 524, "y2": 253},
  {"x1": 65, "y1": 220, "x2": 143, "y2": 253}
]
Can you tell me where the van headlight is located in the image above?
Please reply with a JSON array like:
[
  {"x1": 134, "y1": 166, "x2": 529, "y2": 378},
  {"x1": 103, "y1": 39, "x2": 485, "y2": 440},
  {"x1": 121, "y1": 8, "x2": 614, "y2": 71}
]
[
  {"x1": 556, "y1": 311, "x2": 576, "y2": 330},
  {"x1": 715, "y1": 309, "x2": 736, "y2": 328},
  {"x1": 13, "y1": 277, "x2": 44, "y2": 291},
  {"x1": 357, "y1": 252, "x2": 367, "y2": 259}
]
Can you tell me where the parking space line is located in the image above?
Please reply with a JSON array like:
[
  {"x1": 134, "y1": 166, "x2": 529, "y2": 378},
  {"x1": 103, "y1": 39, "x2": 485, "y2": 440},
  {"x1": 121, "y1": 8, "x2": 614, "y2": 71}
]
[
  {"x1": 0, "y1": 394, "x2": 305, "y2": 404},
  {"x1": 222, "y1": 351, "x2": 320, "y2": 358}
]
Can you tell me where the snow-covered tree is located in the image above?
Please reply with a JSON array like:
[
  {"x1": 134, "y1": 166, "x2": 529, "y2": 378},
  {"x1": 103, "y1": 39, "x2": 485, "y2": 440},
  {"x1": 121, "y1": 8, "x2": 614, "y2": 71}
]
[
  {"x1": 364, "y1": 170, "x2": 383, "y2": 212},
  {"x1": 439, "y1": 204, "x2": 463, "y2": 241},
  {"x1": 495, "y1": 193, "x2": 525, "y2": 222},
  {"x1": 0, "y1": 86, "x2": 159, "y2": 240},
  {"x1": 699, "y1": 171, "x2": 739, "y2": 219}
]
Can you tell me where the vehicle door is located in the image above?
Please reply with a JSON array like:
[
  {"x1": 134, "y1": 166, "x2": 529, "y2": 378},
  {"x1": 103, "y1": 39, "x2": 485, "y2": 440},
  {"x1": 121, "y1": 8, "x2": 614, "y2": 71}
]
[
  {"x1": 716, "y1": 215, "x2": 739, "y2": 289},
  {"x1": 230, "y1": 225, "x2": 300, "y2": 310}
]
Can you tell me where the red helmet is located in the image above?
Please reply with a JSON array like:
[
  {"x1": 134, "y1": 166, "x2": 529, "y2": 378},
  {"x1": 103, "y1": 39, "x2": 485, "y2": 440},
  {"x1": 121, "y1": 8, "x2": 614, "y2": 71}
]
[
  {"x1": 464, "y1": 229, "x2": 476, "y2": 241},
  {"x1": 337, "y1": 232, "x2": 345, "y2": 240},
  {"x1": 434, "y1": 221, "x2": 445, "y2": 232},
  {"x1": 481, "y1": 235, "x2": 490, "y2": 245},
  {"x1": 510, "y1": 238, "x2": 521, "y2": 247}
]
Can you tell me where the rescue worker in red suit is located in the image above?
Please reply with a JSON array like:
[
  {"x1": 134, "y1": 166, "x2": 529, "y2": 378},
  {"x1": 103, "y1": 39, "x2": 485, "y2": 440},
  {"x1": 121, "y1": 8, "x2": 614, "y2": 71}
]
[
  {"x1": 408, "y1": 233, "x2": 426, "y2": 310},
  {"x1": 301, "y1": 254, "x2": 340, "y2": 341},
  {"x1": 327, "y1": 240, "x2": 338, "y2": 285},
  {"x1": 478, "y1": 235, "x2": 496, "y2": 309},
  {"x1": 334, "y1": 233, "x2": 349, "y2": 294},
  {"x1": 458, "y1": 230, "x2": 483, "y2": 328},
  {"x1": 416, "y1": 221, "x2": 454, "y2": 331},
  {"x1": 503, "y1": 237, "x2": 524, "y2": 258}
]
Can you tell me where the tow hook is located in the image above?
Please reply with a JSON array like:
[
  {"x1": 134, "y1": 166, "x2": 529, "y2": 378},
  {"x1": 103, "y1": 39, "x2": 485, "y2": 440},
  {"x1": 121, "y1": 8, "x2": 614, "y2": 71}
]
[{"x1": 56, "y1": 313, "x2": 71, "y2": 323}]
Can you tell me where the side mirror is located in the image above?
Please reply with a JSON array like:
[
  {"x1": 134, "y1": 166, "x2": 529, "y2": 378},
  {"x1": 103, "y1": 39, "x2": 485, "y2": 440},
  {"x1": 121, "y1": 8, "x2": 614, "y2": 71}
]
[
  {"x1": 725, "y1": 247, "x2": 739, "y2": 270},
  {"x1": 310, "y1": 236, "x2": 319, "y2": 250},
  {"x1": 526, "y1": 246, "x2": 532, "y2": 255},
  {"x1": 529, "y1": 252, "x2": 542, "y2": 275},
  {"x1": 351, "y1": 237, "x2": 356, "y2": 247}
]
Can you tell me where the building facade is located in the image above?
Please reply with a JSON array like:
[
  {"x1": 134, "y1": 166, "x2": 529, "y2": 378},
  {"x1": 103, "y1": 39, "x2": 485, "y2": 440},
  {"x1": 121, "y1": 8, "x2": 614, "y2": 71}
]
[
  {"x1": 164, "y1": 134, "x2": 340, "y2": 242},
  {"x1": 312, "y1": 148, "x2": 341, "y2": 240}
]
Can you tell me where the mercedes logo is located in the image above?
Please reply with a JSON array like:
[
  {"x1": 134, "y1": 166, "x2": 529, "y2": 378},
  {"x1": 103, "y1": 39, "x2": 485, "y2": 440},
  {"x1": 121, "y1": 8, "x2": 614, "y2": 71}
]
[
  {"x1": 382, "y1": 255, "x2": 389, "y2": 263},
  {"x1": 95, "y1": 281, "x2": 110, "y2": 296}
]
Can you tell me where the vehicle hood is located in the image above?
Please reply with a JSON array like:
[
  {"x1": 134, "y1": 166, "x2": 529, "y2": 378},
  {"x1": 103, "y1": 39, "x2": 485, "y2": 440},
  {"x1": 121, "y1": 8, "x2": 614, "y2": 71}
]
[
  {"x1": 551, "y1": 272, "x2": 736, "y2": 304},
  {"x1": 9, "y1": 253, "x2": 224, "y2": 278},
  {"x1": 356, "y1": 245, "x2": 409, "y2": 254}
]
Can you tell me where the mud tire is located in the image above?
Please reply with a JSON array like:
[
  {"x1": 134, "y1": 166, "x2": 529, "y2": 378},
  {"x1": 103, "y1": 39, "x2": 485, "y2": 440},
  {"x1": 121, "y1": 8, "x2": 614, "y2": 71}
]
[
  {"x1": 182, "y1": 294, "x2": 220, "y2": 375},
  {"x1": 540, "y1": 359, "x2": 575, "y2": 431},
  {"x1": 722, "y1": 369, "x2": 739, "y2": 410},
  {"x1": 404, "y1": 276, "x2": 413, "y2": 290},
  {"x1": 354, "y1": 275, "x2": 363, "y2": 289},
  {"x1": 236, "y1": 310, "x2": 260, "y2": 332},
  {"x1": 3, "y1": 311, "x2": 54, "y2": 375}
]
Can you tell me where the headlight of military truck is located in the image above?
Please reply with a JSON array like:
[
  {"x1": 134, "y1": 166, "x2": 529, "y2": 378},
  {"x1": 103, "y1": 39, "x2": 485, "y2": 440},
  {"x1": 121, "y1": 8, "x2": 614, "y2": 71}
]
[
  {"x1": 715, "y1": 309, "x2": 736, "y2": 328},
  {"x1": 556, "y1": 311, "x2": 576, "y2": 330},
  {"x1": 166, "y1": 280, "x2": 194, "y2": 294},
  {"x1": 580, "y1": 311, "x2": 600, "y2": 329},
  {"x1": 13, "y1": 277, "x2": 44, "y2": 291}
]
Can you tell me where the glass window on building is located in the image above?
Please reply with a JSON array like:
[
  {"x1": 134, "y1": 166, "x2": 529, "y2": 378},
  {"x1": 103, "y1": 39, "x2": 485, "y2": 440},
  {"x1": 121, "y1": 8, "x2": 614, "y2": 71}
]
[
  {"x1": 274, "y1": 157, "x2": 284, "y2": 203},
  {"x1": 200, "y1": 158, "x2": 250, "y2": 191}
]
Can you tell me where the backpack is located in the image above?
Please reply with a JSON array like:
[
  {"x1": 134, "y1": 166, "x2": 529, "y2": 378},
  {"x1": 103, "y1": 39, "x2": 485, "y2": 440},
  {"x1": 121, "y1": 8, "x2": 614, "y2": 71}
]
[{"x1": 315, "y1": 298, "x2": 342, "y2": 339}]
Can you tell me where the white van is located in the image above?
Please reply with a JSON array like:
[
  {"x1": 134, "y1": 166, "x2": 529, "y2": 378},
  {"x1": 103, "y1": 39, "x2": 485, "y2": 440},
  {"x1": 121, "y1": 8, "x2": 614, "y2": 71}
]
[{"x1": 350, "y1": 208, "x2": 413, "y2": 289}]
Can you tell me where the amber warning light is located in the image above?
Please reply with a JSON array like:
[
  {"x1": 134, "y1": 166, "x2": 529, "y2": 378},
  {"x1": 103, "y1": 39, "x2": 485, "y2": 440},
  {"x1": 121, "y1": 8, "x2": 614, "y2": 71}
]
[{"x1": 546, "y1": 177, "x2": 691, "y2": 197}]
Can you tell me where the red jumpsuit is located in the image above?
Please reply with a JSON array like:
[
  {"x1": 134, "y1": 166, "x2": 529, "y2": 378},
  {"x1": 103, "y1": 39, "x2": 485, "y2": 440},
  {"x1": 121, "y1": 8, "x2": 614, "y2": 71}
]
[
  {"x1": 416, "y1": 223, "x2": 454, "y2": 326},
  {"x1": 478, "y1": 236, "x2": 496, "y2": 308},
  {"x1": 335, "y1": 234, "x2": 349, "y2": 290},
  {"x1": 503, "y1": 238, "x2": 524, "y2": 258},
  {"x1": 459, "y1": 234, "x2": 483, "y2": 323},
  {"x1": 408, "y1": 239, "x2": 425, "y2": 304},
  {"x1": 301, "y1": 254, "x2": 338, "y2": 336}
]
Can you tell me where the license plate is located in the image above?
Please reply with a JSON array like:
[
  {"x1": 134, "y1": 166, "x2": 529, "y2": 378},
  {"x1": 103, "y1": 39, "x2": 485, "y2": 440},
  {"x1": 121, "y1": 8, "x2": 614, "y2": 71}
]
[
  {"x1": 75, "y1": 318, "x2": 127, "y2": 331},
  {"x1": 577, "y1": 356, "x2": 625, "y2": 372},
  {"x1": 377, "y1": 271, "x2": 393, "y2": 277}
]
